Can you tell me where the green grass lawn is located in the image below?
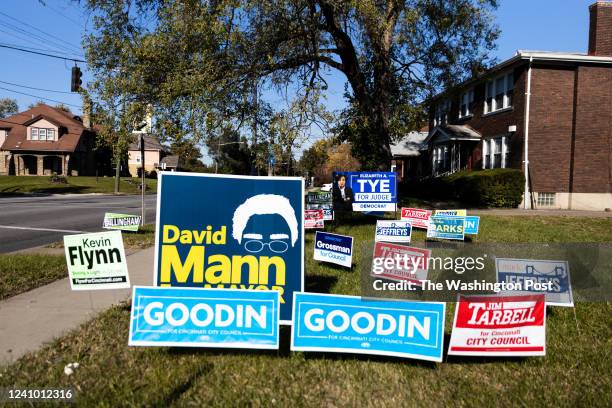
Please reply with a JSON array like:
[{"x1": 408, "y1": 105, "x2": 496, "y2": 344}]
[
  {"x1": 0, "y1": 255, "x2": 67, "y2": 300},
  {"x1": 1, "y1": 215, "x2": 611, "y2": 406},
  {"x1": 0, "y1": 175, "x2": 157, "y2": 195}
]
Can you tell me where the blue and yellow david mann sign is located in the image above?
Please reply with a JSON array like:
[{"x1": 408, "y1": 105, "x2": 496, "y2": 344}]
[{"x1": 154, "y1": 173, "x2": 304, "y2": 324}]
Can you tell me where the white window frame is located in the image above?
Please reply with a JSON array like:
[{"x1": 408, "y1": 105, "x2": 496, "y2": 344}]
[
  {"x1": 537, "y1": 192, "x2": 556, "y2": 207},
  {"x1": 47, "y1": 129, "x2": 55, "y2": 141},
  {"x1": 38, "y1": 128, "x2": 47, "y2": 140},
  {"x1": 31, "y1": 128, "x2": 38, "y2": 140},
  {"x1": 484, "y1": 72, "x2": 514, "y2": 114},
  {"x1": 483, "y1": 135, "x2": 510, "y2": 169},
  {"x1": 459, "y1": 88, "x2": 474, "y2": 119},
  {"x1": 433, "y1": 99, "x2": 450, "y2": 127}
]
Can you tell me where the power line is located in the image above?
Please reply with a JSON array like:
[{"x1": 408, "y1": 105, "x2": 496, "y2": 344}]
[
  {"x1": 0, "y1": 80, "x2": 74, "y2": 95},
  {"x1": 0, "y1": 17, "x2": 82, "y2": 56},
  {"x1": 0, "y1": 86, "x2": 81, "y2": 108},
  {"x1": 0, "y1": 11, "x2": 83, "y2": 54},
  {"x1": 0, "y1": 44, "x2": 86, "y2": 63},
  {"x1": 0, "y1": 41, "x2": 83, "y2": 59},
  {"x1": 40, "y1": 2, "x2": 84, "y2": 27}
]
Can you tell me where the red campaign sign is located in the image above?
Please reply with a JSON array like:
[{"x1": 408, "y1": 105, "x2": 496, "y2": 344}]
[
  {"x1": 305, "y1": 210, "x2": 324, "y2": 229},
  {"x1": 449, "y1": 294, "x2": 546, "y2": 356},
  {"x1": 371, "y1": 242, "x2": 430, "y2": 286},
  {"x1": 400, "y1": 208, "x2": 432, "y2": 229}
]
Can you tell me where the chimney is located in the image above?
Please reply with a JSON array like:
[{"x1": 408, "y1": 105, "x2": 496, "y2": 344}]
[{"x1": 588, "y1": 1, "x2": 612, "y2": 56}]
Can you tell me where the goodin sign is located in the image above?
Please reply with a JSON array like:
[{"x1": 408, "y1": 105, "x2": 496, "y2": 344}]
[{"x1": 154, "y1": 173, "x2": 304, "y2": 324}]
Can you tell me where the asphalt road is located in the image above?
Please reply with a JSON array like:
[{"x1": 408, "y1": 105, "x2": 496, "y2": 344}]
[{"x1": 0, "y1": 194, "x2": 157, "y2": 253}]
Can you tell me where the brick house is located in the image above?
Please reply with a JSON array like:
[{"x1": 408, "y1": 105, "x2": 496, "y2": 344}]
[
  {"x1": 0, "y1": 104, "x2": 106, "y2": 176},
  {"x1": 424, "y1": 1, "x2": 612, "y2": 210}
]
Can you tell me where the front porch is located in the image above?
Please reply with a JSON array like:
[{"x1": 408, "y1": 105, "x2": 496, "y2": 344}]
[
  {"x1": 8, "y1": 153, "x2": 76, "y2": 176},
  {"x1": 424, "y1": 125, "x2": 482, "y2": 177}
]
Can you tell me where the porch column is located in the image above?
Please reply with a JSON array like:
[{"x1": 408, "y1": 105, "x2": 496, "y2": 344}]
[
  {"x1": 61, "y1": 155, "x2": 65, "y2": 175},
  {"x1": 37, "y1": 155, "x2": 44, "y2": 175},
  {"x1": 15, "y1": 154, "x2": 21, "y2": 175}
]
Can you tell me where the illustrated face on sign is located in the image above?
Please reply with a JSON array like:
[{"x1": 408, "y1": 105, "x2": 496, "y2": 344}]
[
  {"x1": 337, "y1": 175, "x2": 346, "y2": 188},
  {"x1": 232, "y1": 194, "x2": 298, "y2": 254}
]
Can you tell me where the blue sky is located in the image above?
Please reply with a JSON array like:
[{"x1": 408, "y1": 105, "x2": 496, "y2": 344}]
[{"x1": 0, "y1": 0, "x2": 597, "y2": 161}]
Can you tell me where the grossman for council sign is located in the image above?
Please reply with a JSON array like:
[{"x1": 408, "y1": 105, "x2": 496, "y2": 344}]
[{"x1": 154, "y1": 173, "x2": 304, "y2": 324}]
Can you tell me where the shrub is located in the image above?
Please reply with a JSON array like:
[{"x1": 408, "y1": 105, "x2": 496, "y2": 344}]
[
  {"x1": 49, "y1": 173, "x2": 67, "y2": 184},
  {"x1": 411, "y1": 169, "x2": 525, "y2": 208},
  {"x1": 448, "y1": 169, "x2": 525, "y2": 207}
]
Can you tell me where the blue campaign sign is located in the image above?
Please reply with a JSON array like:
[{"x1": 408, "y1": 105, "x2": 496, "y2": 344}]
[
  {"x1": 375, "y1": 220, "x2": 412, "y2": 243},
  {"x1": 426, "y1": 216, "x2": 465, "y2": 241},
  {"x1": 496, "y1": 258, "x2": 573, "y2": 307},
  {"x1": 154, "y1": 173, "x2": 304, "y2": 324},
  {"x1": 464, "y1": 216, "x2": 480, "y2": 235},
  {"x1": 291, "y1": 292, "x2": 446, "y2": 362},
  {"x1": 313, "y1": 231, "x2": 353, "y2": 268},
  {"x1": 129, "y1": 286, "x2": 279, "y2": 349},
  {"x1": 332, "y1": 172, "x2": 397, "y2": 212}
]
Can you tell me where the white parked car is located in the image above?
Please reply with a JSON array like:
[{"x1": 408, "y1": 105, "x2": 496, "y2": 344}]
[{"x1": 320, "y1": 183, "x2": 333, "y2": 192}]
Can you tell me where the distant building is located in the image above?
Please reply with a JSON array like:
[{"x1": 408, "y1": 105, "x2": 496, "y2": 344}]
[
  {"x1": 422, "y1": 1, "x2": 612, "y2": 210},
  {"x1": 127, "y1": 134, "x2": 170, "y2": 177},
  {"x1": 391, "y1": 128, "x2": 428, "y2": 182},
  {"x1": 0, "y1": 103, "x2": 108, "y2": 176}
]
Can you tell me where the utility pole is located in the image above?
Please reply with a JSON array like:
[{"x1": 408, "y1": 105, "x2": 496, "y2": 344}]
[{"x1": 140, "y1": 133, "x2": 146, "y2": 226}]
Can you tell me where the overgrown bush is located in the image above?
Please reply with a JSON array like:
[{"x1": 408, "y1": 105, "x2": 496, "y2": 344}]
[
  {"x1": 413, "y1": 169, "x2": 525, "y2": 208},
  {"x1": 48, "y1": 173, "x2": 67, "y2": 184}
]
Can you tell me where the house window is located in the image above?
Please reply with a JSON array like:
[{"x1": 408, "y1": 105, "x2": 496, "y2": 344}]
[
  {"x1": 484, "y1": 72, "x2": 514, "y2": 114},
  {"x1": 483, "y1": 135, "x2": 510, "y2": 169},
  {"x1": 433, "y1": 99, "x2": 450, "y2": 126},
  {"x1": 459, "y1": 88, "x2": 474, "y2": 118},
  {"x1": 537, "y1": 192, "x2": 556, "y2": 207},
  {"x1": 30, "y1": 127, "x2": 56, "y2": 141}
]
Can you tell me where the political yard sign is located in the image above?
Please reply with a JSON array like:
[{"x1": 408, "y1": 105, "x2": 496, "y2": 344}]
[
  {"x1": 371, "y1": 242, "x2": 431, "y2": 286},
  {"x1": 332, "y1": 172, "x2": 397, "y2": 212},
  {"x1": 400, "y1": 208, "x2": 432, "y2": 229},
  {"x1": 305, "y1": 192, "x2": 333, "y2": 221},
  {"x1": 305, "y1": 210, "x2": 324, "y2": 229},
  {"x1": 313, "y1": 231, "x2": 353, "y2": 268},
  {"x1": 102, "y1": 212, "x2": 141, "y2": 232},
  {"x1": 496, "y1": 258, "x2": 573, "y2": 307},
  {"x1": 449, "y1": 294, "x2": 546, "y2": 357},
  {"x1": 434, "y1": 209, "x2": 467, "y2": 216},
  {"x1": 154, "y1": 173, "x2": 304, "y2": 324},
  {"x1": 375, "y1": 220, "x2": 412, "y2": 243},
  {"x1": 464, "y1": 216, "x2": 480, "y2": 235},
  {"x1": 426, "y1": 216, "x2": 465, "y2": 241},
  {"x1": 291, "y1": 293, "x2": 445, "y2": 362},
  {"x1": 64, "y1": 230, "x2": 130, "y2": 290},
  {"x1": 129, "y1": 287, "x2": 279, "y2": 349}
]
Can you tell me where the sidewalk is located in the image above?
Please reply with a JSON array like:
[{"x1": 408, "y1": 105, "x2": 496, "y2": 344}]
[{"x1": 0, "y1": 247, "x2": 155, "y2": 365}]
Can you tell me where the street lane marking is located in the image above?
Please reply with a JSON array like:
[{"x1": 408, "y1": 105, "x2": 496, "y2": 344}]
[{"x1": 0, "y1": 225, "x2": 86, "y2": 234}]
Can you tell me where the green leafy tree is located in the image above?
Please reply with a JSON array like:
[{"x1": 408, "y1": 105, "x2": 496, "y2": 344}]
[
  {"x1": 170, "y1": 139, "x2": 210, "y2": 173},
  {"x1": 0, "y1": 98, "x2": 18, "y2": 118},
  {"x1": 83, "y1": 0, "x2": 498, "y2": 170}
]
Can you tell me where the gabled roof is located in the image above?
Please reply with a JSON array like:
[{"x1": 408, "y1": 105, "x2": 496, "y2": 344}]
[
  {"x1": 160, "y1": 155, "x2": 180, "y2": 168},
  {"x1": 0, "y1": 104, "x2": 88, "y2": 153},
  {"x1": 391, "y1": 131, "x2": 429, "y2": 157},
  {"x1": 128, "y1": 134, "x2": 165, "y2": 151},
  {"x1": 423, "y1": 125, "x2": 481, "y2": 145}
]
